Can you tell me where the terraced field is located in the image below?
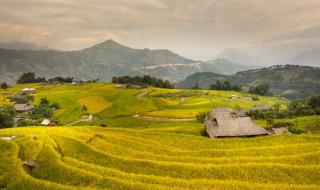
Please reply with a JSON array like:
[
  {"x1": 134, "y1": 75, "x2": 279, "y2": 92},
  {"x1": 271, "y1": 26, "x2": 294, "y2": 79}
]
[
  {"x1": 0, "y1": 83, "x2": 285, "y2": 124},
  {"x1": 1, "y1": 126, "x2": 320, "y2": 190},
  {"x1": 0, "y1": 83, "x2": 320, "y2": 189}
]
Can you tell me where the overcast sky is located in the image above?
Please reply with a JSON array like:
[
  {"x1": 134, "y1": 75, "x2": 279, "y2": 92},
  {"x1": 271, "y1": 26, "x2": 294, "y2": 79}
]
[{"x1": 1, "y1": 0, "x2": 320, "y2": 60}]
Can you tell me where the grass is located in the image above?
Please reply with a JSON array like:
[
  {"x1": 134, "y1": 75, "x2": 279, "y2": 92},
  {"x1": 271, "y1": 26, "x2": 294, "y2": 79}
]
[{"x1": 0, "y1": 83, "x2": 319, "y2": 189}]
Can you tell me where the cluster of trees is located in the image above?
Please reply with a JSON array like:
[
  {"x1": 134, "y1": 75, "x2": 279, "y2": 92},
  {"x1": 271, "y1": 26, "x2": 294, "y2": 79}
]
[
  {"x1": 247, "y1": 95, "x2": 320, "y2": 120},
  {"x1": 112, "y1": 75, "x2": 174, "y2": 89},
  {"x1": 209, "y1": 80, "x2": 242, "y2": 92},
  {"x1": 248, "y1": 82, "x2": 271, "y2": 96},
  {"x1": 31, "y1": 97, "x2": 60, "y2": 120},
  {"x1": 16, "y1": 72, "x2": 73, "y2": 84}
]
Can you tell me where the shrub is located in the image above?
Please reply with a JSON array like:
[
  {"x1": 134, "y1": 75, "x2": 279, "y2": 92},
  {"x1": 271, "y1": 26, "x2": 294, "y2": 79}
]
[
  {"x1": 51, "y1": 102, "x2": 60, "y2": 110},
  {"x1": 0, "y1": 106, "x2": 15, "y2": 128},
  {"x1": 100, "y1": 124, "x2": 107, "y2": 127},
  {"x1": 196, "y1": 112, "x2": 209, "y2": 123},
  {"x1": 272, "y1": 121, "x2": 295, "y2": 128},
  {"x1": 288, "y1": 126, "x2": 307, "y2": 134}
]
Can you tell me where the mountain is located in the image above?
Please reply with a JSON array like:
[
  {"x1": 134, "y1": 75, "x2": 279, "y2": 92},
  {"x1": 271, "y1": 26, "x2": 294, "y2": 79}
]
[
  {"x1": 0, "y1": 41, "x2": 49, "y2": 50},
  {"x1": 0, "y1": 39, "x2": 250, "y2": 84},
  {"x1": 178, "y1": 65, "x2": 320, "y2": 99},
  {"x1": 216, "y1": 48, "x2": 267, "y2": 66},
  {"x1": 201, "y1": 59, "x2": 258, "y2": 74}
]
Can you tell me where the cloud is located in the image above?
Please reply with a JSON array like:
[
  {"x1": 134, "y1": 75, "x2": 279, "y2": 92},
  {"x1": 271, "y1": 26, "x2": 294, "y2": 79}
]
[{"x1": 0, "y1": 0, "x2": 320, "y2": 60}]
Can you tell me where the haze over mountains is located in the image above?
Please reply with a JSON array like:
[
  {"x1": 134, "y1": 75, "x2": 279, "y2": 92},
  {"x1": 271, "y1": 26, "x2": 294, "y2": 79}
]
[
  {"x1": 216, "y1": 25, "x2": 320, "y2": 67},
  {"x1": 0, "y1": 40, "x2": 255, "y2": 83}
]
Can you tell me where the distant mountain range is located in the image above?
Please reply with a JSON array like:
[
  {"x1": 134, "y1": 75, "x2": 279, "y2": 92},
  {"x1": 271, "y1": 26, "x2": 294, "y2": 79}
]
[
  {"x1": 216, "y1": 25, "x2": 320, "y2": 67},
  {"x1": 178, "y1": 65, "x2": 320, "y2": 99},
  {"x1": 0, "y1": 40, "x2": 254, "y2": 83}
]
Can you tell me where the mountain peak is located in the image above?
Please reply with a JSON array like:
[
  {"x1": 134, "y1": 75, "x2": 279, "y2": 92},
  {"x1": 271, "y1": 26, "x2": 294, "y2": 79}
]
[{"x1": 92, "y1": 39, "x2": 128, "y2": 49}]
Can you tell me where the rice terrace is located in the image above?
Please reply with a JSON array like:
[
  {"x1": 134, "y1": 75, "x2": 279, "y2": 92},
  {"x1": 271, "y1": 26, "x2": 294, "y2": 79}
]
[
  {"x1": 0, "y1": 83, "x2": 320, "y2": 189},
  {"x1": 1, "y1": 1, "x2": 320, "y2": 189}
]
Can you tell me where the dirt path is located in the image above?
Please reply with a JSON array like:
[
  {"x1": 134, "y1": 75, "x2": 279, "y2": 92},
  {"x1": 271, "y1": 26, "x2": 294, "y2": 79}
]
[
  {"x1": 66, "y1": 114, "x2": 93, "y2": 125},
  {"x1": 137, "y1": 89, "x2": 148, "y2": 99},
  {"x1": 132, "y1": 114, "x2": 195, "y2": 122}
]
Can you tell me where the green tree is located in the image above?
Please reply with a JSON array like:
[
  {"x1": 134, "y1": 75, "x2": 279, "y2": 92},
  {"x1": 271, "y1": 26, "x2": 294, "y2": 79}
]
[
  {"x1": 248, "y1": 82, "x2": 271, "y2": 96},
  {"x1": 40, "y1": 97, "x2": 49, "y2": 106},
  {"x1": 0, "y1": 106, "x2": 15, "y2": 129}
]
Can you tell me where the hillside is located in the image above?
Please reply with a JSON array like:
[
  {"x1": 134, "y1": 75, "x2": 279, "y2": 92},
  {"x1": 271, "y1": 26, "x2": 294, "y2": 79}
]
[
  {"x1": 0, "y1": 83, "x2": 320, "y2": 189},
  {"x1": 178, "y1": 65, "x2": 320, "y2": 99},
  {"x1": 1, "y1": 126, "x2": 320, "y2": 190},
  {"x1": 0, "y1": 40, "x2": 253, "y2": 84}
]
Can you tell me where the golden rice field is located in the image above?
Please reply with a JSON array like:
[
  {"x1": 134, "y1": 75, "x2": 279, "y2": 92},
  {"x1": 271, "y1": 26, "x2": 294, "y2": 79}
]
[
  {"x1": 0, "y1": 83, "x2": 320, "y2": 189},
  {"x1": 1, "y1": 126, "x2": 320, "y2": 190}
]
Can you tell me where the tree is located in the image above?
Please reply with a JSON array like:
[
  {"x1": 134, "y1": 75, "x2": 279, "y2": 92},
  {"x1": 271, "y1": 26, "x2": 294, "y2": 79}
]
[
  {"x1": 209, "y1": 80, "x2": 241, "y2": 92},
  {"x1": 248, "y1": 82, "x2": 271, "y2": 96},
  {"x1": 1, "y1": 83, "x2": 8, "y2": 90},
  {"x1": 0, "y1": 106, "x2": 15, "y2": 129},
  {"x1": 17, "y1": 72, "x2": 36, "y2": 84},
  {"x1": 17, "y1": 72, "x2": 47, "y2": 84},
  {"x1": 40, "y1": 97, "x2": 49, "y2": 106}
]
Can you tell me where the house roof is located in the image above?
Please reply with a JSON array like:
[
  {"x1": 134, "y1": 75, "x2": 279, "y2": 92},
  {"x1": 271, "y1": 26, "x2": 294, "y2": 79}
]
[
  {"x1": 271, "y1": 127, "x2": 291, "y2": 135},
  {"x1": 205, "y1": 108, "x2": 270, "y2": 138},
  {"x1": 41, "y1": 119, "x2": 51, "y2": 126},
  {"x1": 21, "y1": 88, "x2": 36, "y2": 92},
  {"x1": 14, "y1": 104, "x2": 34, "y2": 111}
]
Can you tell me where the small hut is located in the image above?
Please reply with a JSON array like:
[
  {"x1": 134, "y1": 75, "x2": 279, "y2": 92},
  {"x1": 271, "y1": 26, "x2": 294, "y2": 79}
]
[
  {"x1": 205, "y1": 108, "x2": 270, "y2": 138},
  {"x1": 14, "y1": 104, "x2": 34, "y2": 113},
  {"x1": 21, "y1": 88, "x2": 36, "y2": 93},
  {"x1": 23, "y1": 161, "x2": 39, "y2": 168}
]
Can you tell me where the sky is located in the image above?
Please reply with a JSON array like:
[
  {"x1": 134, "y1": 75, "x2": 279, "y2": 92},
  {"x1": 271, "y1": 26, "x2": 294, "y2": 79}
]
[{"x1": 1, "y1": 0, "x2": 320, "y2": 60}]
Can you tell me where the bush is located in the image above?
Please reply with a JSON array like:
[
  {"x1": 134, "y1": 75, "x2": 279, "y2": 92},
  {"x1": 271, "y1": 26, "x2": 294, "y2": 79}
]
[
  {"x1": 272, "y1": 121, "x2": 295, "y2": 128},
  {"x1": 100, "y1": 124, "x2": 107, "y2": 127},
  {"x1": 51, "y1": 102, "x2": 60, "y2": 110},
  {"x1": 196, "y1": 112, "x2": 209, "y2": 123},
  {"x1": 288, "y1": 126, "x2": 307, "y2": 134},
  {"x1": 0, "y1": 106, "x2": 15, "y2": 128},
  {"x1": 200, "y1": 127, "x2": 209, "y2": 137},
  {"x1": 17, "y1": 120, "x2": 35, "y2": 127}
]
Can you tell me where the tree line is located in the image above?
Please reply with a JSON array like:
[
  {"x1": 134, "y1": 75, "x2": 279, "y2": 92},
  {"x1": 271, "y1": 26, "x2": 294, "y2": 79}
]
[
  {"x1": 112, "y1": 75, "x2": 174, "y2": 89},
  {"x1": 17, "y1": 72, "x2": 73, "y2": 84}
]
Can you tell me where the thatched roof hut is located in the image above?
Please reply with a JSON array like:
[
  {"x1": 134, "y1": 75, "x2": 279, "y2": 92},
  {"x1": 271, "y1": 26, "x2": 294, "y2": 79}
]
[
  {"x1": 205, "y1": 108, "x2": 270, "y2": 138},
  {"x1": 14, "y1": 104, "x2": 34, "y2": 112},
  {"x1": 271, "y1": 127, "x2": 291, "y2": 135}
]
